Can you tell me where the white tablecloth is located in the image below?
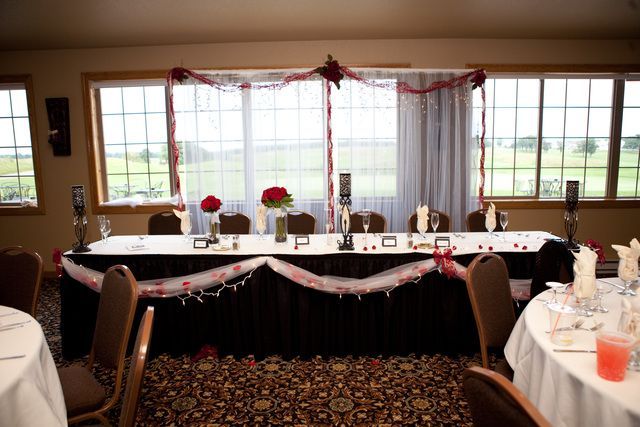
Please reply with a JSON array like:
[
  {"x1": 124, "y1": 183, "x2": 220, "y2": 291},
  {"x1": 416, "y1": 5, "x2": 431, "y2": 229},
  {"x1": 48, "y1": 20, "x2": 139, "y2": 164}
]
[
  {"x1": 505, "y1": 279, "x2": 640, "y2": 427},
  {"x1": 0, "y1": 306, "x2": 67, "y2": 427},
  {"x1": 72, "y1": 231, "x2": 554, "y2": 257}
]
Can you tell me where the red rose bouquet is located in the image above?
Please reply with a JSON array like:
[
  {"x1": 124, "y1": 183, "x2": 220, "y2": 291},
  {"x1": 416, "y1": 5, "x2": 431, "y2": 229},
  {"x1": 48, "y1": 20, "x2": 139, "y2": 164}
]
[
  {"x1": 261, "y1": 187, "x2": 294, "y2": 209},
  {"x1": 585, "y1": 239, "x2": 606, "y2": 265},
  {"x1": 200, "y1": 195, "x2": 222, "y2": 213}
]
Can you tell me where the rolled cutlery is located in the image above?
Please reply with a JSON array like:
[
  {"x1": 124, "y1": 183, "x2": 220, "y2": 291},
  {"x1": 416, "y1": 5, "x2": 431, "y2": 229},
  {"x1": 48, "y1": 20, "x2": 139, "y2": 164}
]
[{"x1": 553, "y1": 349, "x2": 596, "y2": 353}]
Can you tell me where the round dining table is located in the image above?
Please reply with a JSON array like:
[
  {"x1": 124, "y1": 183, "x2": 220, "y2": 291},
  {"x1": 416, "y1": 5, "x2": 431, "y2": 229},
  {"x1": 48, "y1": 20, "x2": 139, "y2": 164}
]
[
  {"x1": 505, "y1": 278, "x2": 640, "y2": 427},
  {"x1": 0, "y1": 305, "x2": 67, "y2": 426}
]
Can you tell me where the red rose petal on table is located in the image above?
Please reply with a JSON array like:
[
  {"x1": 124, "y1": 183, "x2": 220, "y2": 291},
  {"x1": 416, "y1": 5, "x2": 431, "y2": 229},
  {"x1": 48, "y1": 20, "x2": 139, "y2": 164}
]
[
  {"x1": 478, "y1": 245, "x2": 483, "y2": 249},
  {"x1": 363, "y1": 246, "x2": 368, "y2": 251},
  {"x1": 232, "y1": 265, "x2": 241, "y2": 271},
  {"x1": 413, "y1": 245, "x2": 418, "y2": 250},
  {"x1": 488, "y1": 246, "x2": 493, "y2": 251},
  {"x1": 522, "y1": 245, "x2": 528, "y2": 250},
  {"x1": 452, "y1": 246, "x2": 457, "y2": 250},
  {"x1": 372, "y1": 245, "x2": 376, "y2": 250},
  {"x1": 514, "y1": 243, "x2": 519, "y2": 248},
  {"x1": 294, "y1": 245, "x2": 298, "y2": 250}
]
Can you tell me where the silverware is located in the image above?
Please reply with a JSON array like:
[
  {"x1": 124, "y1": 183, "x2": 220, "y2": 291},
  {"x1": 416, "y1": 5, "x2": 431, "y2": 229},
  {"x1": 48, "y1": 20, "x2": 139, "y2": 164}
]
[
  {"x1": 553, "y1": 349, "x2": 596, "y2": 353},
  {"x1": 597, "y1": 278, "x2": 626, "y2": 291},
  {"x1": 0, "y1": 320, "x2": 30, "y2": 329},
  {"x1": 0, "y1": 354, "x2": 26, "y2": 360},
  {"x1": 545, "y1": 319, "x2": 585, "y2": 333},
  {"x1": 0, "y1": 325, "x2": 25, "y2": 332},
  {"x1": 0, "y1": 312, "x2": 18, "y2": 318}
]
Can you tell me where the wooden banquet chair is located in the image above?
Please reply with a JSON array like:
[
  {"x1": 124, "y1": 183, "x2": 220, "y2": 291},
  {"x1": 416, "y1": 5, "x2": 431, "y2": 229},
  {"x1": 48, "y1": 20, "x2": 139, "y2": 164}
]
[
  {"x1": 148, "y1": 211, "x2": 181, "y2": 235},
  {"x1": 529, "y1": 239, "x2": 575, "y2": 300},
  {"x1": 58, "y1": 265, "x2": 139, "y2": 425},
  {"x1": 0, "y1": 246, "x2": 43, "y2": 317},
  {"x1": 463, "y1": 367, "x2": 551, "y2": 427},
  {"x1": 466, "y1": 208, "x2": 504, "y2": 232},
  {"x1": 287, "y1": 210, "x2": 316, "y2": 234},
  {"x1": 119, "y1": 306, "x2": 155, "y2": 427},
  {"x1": 408, "y1": 209, "x2": 451, "y2": 233},
  {"x1": 465, "y1": 253, "x2": 516, "y2": 380},
  {"x1": 350, "y1": 211, "x2": 387, "y2": 233},
  {"x1": 219, "y1": 211, "x2": 251, "y2": 234}
]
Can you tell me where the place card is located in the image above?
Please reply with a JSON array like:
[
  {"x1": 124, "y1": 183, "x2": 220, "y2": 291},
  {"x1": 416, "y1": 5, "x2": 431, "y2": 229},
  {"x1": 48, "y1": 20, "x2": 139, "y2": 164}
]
[
  {"x1": 295, "y1": 235, "x2": 310, "y2": 245},
  {"x1": 435, "y1": 236, "x2": 450, "y2": 248},
  {"x1": 193, "y1": 239, "x2": 209, "y2": 249},
  {"x1": 381, "y1": 235, "x2": 397, "y2": 247}
]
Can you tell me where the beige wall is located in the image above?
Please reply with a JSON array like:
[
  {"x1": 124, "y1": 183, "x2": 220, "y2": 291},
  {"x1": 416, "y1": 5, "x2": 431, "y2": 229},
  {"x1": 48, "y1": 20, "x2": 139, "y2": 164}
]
[{"x1": 1, "y1": 38, "x2": 639, "y2": 270}]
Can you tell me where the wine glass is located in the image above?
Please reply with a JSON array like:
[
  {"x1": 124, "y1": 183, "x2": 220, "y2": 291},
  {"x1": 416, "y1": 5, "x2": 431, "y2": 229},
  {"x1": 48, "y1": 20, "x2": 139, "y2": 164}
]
[
  {"x1": 431, "y1": 212, "x2": 439, "y2": 236},
  {"x1": 590, "y1": 281, "x2": 612, "y2": 313},
  {"x1": 500, "y1": 212, "x2": 509, "y2": 241},
  {"x1": 362, "y1": 209, "x2": 371, "y2": 246},
  {"x1": 617, "y1": 259, "x2": 638, "y2": 296},
  {"x1": 182, "y1": 212, "x2": 192, "y2": 241},
  {"x1": 97, "y1": 216, "x2": 107, "y2": 244},
  {"x1": 545, "y1": 281, "x2": 566, "y2": 305},
  {"x1": 101, "y1": 219, "x2": 111, "y2": 244}
]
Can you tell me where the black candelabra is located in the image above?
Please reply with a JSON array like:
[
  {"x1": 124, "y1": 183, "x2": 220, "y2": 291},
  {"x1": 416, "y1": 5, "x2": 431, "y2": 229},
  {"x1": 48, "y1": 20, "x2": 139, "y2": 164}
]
[
  {"x1": 71, "y1": 185, "x2": 91, "y2": 253},
  {"x1": 564, "y1": 180, "x2": 579, "y2": 249},
  {"x1": 337, "y1": 173, "x2": 354, "y2": 251}
]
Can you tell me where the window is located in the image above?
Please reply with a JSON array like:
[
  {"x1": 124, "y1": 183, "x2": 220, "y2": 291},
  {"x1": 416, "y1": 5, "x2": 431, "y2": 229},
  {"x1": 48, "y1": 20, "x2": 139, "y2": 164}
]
[
  {"x1": 474, "y1": 73, "x2": 639, "y2": 201},
  {"x1": 86, "y1": 71, "x2": 399, "y2": 214},
  {"x1": 0, "y1": 75, "x2": 44, "y2": 214}
]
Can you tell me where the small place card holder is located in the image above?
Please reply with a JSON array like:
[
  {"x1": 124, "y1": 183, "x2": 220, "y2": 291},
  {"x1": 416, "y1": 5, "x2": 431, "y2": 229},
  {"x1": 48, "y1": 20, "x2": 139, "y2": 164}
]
[
  {"x1": 435, "y1": 236, "x2": 450, "y2": 248},
  {"x1": 381, "y1": 235, "x2": 397, "y2": 247},
  {"x1": 295, "y1": 235, "x2": 310, "y2": 245},
  {"x1": 193, "y1": 238, "x2": 209, "y2": 249}
]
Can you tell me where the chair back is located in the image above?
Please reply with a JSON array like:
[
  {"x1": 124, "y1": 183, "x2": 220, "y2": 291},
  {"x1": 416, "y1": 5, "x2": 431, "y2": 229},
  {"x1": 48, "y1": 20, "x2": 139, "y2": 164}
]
[
  {"x1": 466, "y1": 253, "x2": 516, "y2": 368},
  {"x1": 119, "y1": 306, "x2": 154, "y2": 427},
  {"x1": 148, "y1": 211, "x2": 181, "y2": 235},
  {"x1": 350, "y1": 211, "x2": 387, "y2": 233},
  {"x1": 219, "y1": 211, "x2": 251, "y2": 234},
  {"x1": 0, "y1": 246, "x2": 43, "y2": 316},
  {"x1": 408, "y1": 209, "x2": 451, "y2": 233},
  {"x1": 529, "y1": 240, "x2": 575, "y2": 299},
  {"x1": 463, "y1": 367, "x2": 550, "y2": 427},
  {"x1": 287, "y1": 210, "x2": 316, "y2": 234},
  {"x1": 466, "y1": 209, "x2": 504, "y2": 232},
  {"x1": 90, "y1": 265, "x2": 138, "y2": 370}
]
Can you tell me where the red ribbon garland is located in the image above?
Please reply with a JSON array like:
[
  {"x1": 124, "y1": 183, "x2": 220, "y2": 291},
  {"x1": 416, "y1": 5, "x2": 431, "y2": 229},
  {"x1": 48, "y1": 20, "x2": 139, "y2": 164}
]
[
  {"x1": 432, "y1": 248, "x2": 457, "y2": 279},
  {"x1": 166, "y1": 64, "x2": 487, "y2": 219}
]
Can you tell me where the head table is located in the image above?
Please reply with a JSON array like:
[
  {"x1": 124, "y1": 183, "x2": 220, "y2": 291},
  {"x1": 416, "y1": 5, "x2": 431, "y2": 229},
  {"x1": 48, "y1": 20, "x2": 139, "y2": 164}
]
[
  {"x1": 505, "y1": 278, "x2": 640, "y2": 427},
  {"x1": 0, "y1": 306, "x2": 66, "y2": 427},
  {"x1": 61, "y1": 231, "x2": 552, "y2": 360}
]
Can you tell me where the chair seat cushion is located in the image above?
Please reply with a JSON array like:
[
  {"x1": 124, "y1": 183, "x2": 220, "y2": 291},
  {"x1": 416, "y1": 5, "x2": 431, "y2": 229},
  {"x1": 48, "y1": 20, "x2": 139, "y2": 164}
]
[
  {"x1": 58, "y1": 365, "x2": 106, "y2": 417},
  {"x1": 494, "y1": 358, "x2": 514, "y2": 382}
]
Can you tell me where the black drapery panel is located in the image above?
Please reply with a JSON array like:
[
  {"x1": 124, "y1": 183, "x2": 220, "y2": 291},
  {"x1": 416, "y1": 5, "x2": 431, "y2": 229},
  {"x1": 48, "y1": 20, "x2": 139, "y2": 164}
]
[{"x1": 61, "y1": 251, "x2": 534, "y2": 360}]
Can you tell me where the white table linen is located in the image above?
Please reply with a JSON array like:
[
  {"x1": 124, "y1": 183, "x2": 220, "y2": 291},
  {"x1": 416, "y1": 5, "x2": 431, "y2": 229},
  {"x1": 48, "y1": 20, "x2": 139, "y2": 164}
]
[
  {"x1": 72, "y1": 231, "x2": 554, "y2": 257},
  {"x1": 0, "y1": 305, "x2": 67, "y2": 427},
  {"x1": 505, "y1": 279, "x2": 640, "y2": 427}
]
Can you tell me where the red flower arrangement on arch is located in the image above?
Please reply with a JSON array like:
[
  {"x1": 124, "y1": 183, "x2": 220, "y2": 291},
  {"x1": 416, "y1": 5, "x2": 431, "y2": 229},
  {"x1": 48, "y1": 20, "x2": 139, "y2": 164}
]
[
  {"x1": 200, "y1": 195, "x2": 222, "y2": 213},
  {"x1": 315, "y1": 54, "x2": 344, "y2": 89}
]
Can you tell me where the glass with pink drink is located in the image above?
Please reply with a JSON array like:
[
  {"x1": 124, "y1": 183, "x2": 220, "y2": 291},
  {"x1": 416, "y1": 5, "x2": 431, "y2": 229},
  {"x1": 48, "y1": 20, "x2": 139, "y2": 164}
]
[{"x1": 596, "y1": 331, "x2": 636, "y2": 381}]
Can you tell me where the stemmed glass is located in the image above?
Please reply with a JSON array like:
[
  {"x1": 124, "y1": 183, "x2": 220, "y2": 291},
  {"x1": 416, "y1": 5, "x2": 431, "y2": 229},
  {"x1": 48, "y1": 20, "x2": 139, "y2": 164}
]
[
  {"x1": 617, "y1": 259, "x2": 638, "y2": 296},
  {"x1": 182, "y1": 212, "x2": 192, "y2": 241},
  {"x1": 590, "y1": 281, "x2": 612, "y2": 313},
  {"x1": 486, "y1": 220, "x2": 495, "y2": 239},
  {"x1": 544, "y1": 281, "x2": 565, "y2": 305},
  {"x1": 97, "y1": 216, "x2": 107, "y2": 244},
  {"x1": 362, "y1": 209, "x2": 371, "y2": 246},
  {"x1": 100, "y1": 219, "x2": 111, "y2": 244},
  {"x1": 431, "y1": 212, "x2": 439, "y2": 237},
  {"x1": 500, "y1": 212, "x2": 509, "y2": 241}
]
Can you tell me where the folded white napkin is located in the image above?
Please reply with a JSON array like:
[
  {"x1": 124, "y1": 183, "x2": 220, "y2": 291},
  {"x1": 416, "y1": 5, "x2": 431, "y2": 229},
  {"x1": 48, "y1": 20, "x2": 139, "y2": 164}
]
[
  {"x1": 173, "y1": 209, "x2": 191, "y2": 235},
  {"x1": 572, "y1": 246, "x2": 597, "y2": 299},
  {"x1": 256, "y1": 204, "x2": 268, "y2": 234},
  {"x1": 485, "y1": 202, "x2": 496, "y2": 232},
  {"x1": 416, "y1": 204, "x2": 429, "y2": 235},
  {"x1": 612, "y1": 238, "x2": 640, "y2": 282},
  {"x1": 619, "y1": 297, "x2": 640, "y2": 339}
]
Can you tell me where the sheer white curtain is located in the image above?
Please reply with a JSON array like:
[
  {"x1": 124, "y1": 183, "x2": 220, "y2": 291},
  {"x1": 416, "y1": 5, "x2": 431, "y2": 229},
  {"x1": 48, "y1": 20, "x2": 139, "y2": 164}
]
[{"x1": 172, "y1": 69, "x2": 476, "y2": 234}]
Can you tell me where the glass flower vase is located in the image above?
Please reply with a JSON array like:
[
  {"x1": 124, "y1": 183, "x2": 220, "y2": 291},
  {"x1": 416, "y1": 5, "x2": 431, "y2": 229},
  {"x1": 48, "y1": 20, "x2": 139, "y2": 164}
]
[
  {"x1": 205, "y1": 212, "x2": 220, "y2": 244},
  {"x1": 274, "y1": 206, "x2": 287, "y2": 243}
]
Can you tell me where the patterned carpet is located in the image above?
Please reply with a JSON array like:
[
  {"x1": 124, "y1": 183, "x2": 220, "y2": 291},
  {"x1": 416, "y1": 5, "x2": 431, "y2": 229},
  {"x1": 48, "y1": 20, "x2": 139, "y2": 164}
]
[{"x1": 39, "y1": 279, "x2": 484, "y2": 426}]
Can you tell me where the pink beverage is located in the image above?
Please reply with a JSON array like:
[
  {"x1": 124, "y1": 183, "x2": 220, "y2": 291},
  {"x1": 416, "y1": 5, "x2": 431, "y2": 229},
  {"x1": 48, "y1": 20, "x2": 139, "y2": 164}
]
[{"x1": 596, "y1": 331, "x2": 636, "y2": 381}]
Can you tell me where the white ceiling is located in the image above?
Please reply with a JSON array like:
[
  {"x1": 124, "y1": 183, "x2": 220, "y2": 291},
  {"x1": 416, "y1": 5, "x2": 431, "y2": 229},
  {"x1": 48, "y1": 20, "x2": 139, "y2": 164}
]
[{"x1": 1, "y1": 0, "x2": 639, "y2": 51}]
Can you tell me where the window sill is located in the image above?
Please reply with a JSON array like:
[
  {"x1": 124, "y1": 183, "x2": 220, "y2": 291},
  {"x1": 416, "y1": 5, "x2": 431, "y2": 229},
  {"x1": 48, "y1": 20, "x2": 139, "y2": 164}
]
[
  {"x1": 94, "y1": 202, "x2": 178, "y2": 215},
  {"x1": 484, "y1": 198, "x2": 640, "y2": 209},
  {"x1": 0, "y1": 205, "x2": 45, "y2": 215}
]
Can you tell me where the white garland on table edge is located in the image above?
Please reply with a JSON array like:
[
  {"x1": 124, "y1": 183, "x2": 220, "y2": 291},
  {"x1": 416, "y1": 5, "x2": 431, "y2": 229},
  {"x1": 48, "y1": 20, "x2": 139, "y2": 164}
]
[{"x1": 62, "y1": 255, "x2": 471, "y2": 303}]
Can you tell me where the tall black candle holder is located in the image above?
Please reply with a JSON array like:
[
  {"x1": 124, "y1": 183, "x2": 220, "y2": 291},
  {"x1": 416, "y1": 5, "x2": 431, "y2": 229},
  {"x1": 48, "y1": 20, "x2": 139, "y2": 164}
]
[
  {"x1": 337, "y1": 195, "x2": 354, "y2": 251},
  {"x1": 564, "y1": 180, "x2": 579, "y2": 249},
  {"x1": 71, "y1": 185, "x2": 91, "y2": 253}
]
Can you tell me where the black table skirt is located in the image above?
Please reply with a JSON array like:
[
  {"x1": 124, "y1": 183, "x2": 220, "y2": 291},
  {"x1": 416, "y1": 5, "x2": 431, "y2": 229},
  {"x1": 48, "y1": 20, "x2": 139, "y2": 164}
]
[{"x1": 61, "y1": 251, "x2": 534, "y2": 360}]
